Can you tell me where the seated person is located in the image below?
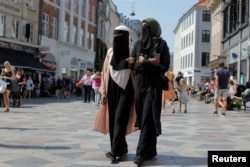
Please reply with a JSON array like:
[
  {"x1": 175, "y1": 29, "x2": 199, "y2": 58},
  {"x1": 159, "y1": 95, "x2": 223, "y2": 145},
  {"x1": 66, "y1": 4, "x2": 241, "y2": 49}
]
[
  {"x1": 242, "y1": 81, "x2": 250, "y2": 110},
  {"x1": 197, "y1": 83, "x2": 209, "y2": 101},
  {"x1": 229, "y1": 80, "x2": 242, "y2": 109}
]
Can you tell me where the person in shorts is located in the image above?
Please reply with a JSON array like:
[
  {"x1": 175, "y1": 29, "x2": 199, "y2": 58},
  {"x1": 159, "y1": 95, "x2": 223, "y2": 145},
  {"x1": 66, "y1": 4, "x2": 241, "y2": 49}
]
[{"x1": 213, "y1": 61, "x2": 230, "y2": 116}]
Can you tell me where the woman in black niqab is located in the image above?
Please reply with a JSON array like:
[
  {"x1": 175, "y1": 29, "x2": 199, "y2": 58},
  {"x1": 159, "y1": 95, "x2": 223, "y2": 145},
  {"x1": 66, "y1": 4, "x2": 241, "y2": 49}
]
[{"x1": 110, "y1": 28, "x2": 130, "y2": 70}]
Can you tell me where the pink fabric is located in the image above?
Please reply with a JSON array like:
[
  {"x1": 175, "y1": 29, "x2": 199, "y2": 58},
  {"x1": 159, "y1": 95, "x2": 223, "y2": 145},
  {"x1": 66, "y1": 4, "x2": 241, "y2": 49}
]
[
  {"x1": 94, "y1": 48, "x2": 138, "y2": 135},
  {"x1": 93, "y1": 77, "x2": 101, "y2": 87}
]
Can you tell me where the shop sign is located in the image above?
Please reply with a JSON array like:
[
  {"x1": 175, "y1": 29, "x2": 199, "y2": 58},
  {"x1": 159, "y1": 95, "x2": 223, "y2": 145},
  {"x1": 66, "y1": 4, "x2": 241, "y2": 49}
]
[
  {"x1": 42, "y1": 60, "x2": 56, "y2": 70},
  {"x1": 0, "y1": 2, "x2": 20, "y2": 13}
]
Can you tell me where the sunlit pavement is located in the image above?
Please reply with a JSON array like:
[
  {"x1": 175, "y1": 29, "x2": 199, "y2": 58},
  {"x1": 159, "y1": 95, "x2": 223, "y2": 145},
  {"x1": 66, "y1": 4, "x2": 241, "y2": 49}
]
[{"x1": 0, "y1": 96, "x2": 249, "y2": 167}]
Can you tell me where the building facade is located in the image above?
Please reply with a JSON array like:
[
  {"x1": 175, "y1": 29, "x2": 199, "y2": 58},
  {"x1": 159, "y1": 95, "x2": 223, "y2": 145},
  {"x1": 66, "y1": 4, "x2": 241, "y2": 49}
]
[
  {"x1": 40, "y1": 0, "x2": 97, "y2": 80},
  {"x1": 0, "y1": 0, "x2": 52, "y2": 80},
  {"x1": 173, "y1": 0, "x2": 211, "y2": 86},
  {"x1": 220, "y1": 0, "x2": 250, "y2": 85}
]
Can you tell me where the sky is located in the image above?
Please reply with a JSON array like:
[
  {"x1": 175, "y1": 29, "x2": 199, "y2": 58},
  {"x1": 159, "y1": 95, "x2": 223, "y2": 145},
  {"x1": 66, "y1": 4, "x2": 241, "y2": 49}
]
[{"x1": 112, "y1": 0, "x2": 199, "y2": 52}]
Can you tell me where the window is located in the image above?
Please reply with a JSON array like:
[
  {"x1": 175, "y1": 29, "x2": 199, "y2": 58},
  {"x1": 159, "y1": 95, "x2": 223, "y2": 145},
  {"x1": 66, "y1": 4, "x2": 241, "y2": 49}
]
[
  {"x1": 74, "y1": 0, "x2": 79, "y2": 14},
  {"x1": 81, "y1": 0, "x2": 86, "y2": 17},
  {"x1": 202, "y1": 30, "x2": 210, "y2": 42},
  {"x1": 90, "y1": 33, "x2": 94, "y2": 51},
  {"x1": 201, "y1": 52, "x2": 209, "y2": 67},
  {"x1": 191, "y1": 31, "x2": 194, "y2": 44},
  {"x1": 52, "y1": 17, "x2": 58, "y2": 39},
  {"x1": 241, "y1": 0, "x2": 247, "y2": 24},
  {"x1": 42, "y1": 13, "x2": 49, "y2": 37},
  {"x1": 73, "y1": 25, "x2": 77, "y2": 44},
  {"x1": 15, "y1": 20, "x2": 19, "y2": 39},
  {"x1": 65, "y1": 0, "x2": 71, "y2": 10},
  {"x1": 80, "y1": 28, "x2": 85, "y2": 47},
  {"x1": 191, "y1": 53, "x2": 193, "y2": 67},
  {"x1": 64, "y1": 21, "x2": 69, "y2": 42},
  {"x1": 202, "y1": 10, "x2": 211, "y2": 22},
  {"x1": 28, "y1": 24, "x2": 34, "y2": 43},
  {"x1": 0, "y1": 14, "x2": 6, "y2": 36},
  {"x1": 28, "y1": 0, "x2": 36, "y2": 9},
  {"x1": 56, "y1": 0, "x2": 60, "y2": 5},
  {"x1": 11, "y1": 19, "x2": 17, "y2": 39},
  {"x1": 91, "y1": 6, "x2": 96, "y2": 22}
]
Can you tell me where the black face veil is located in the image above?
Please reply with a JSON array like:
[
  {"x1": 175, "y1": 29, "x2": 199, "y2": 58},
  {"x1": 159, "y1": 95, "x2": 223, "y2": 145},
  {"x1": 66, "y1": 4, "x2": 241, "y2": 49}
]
[
  {"x1": 110, "y1": 29, "x2": 130, "y2": 70},
  {"x1": 140, "y1": 26, "x2": 153, "y2": 54}
]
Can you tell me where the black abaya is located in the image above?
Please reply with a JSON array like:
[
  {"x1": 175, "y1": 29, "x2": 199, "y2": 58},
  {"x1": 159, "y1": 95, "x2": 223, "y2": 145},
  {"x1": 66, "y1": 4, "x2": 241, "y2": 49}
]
[{"x1": 107, "y1": 75, "x2": 134, "y2": 156}]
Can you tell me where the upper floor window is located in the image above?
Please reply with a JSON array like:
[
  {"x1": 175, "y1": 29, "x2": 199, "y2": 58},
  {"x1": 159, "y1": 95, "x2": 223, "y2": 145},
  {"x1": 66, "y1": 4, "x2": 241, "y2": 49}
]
[
  {"x1": 65, "y1": 0, "x2": 71, "y2": 10},
  {"x1": 201, "y1": 52, "x2": 209, "y2": 67},
  {"x1": 27, "y1": 0, "x2": 36, "y2": 9},
  {"x1": 64, "y1": 21, "x2": 69, "y2": 42},
  {"x1": 81, "y1": 0, "x2": 86, "y2": 17},
  {"x1": 202, "y1": 10, "x2": 211, "y2": 22},
  {"x1": 0, "y1": 14, "x2": 6, "y2": 37},
  {"x1": 42, "y1": 13, "x2": 49, "y2": 37},
  {"x1": 15, "y1": 20, "x2": 19, "y2": 39},
  {"x1": 28, "y1": 24, "x2": 34, "y2": 43},
  {"x1": 73, "y1": 25, "x2": 77, "y2": 44},
  {"x1": 202, "y1": 30, "x2": 210, "y2": 42},
  {"x1": 90, "y1": 5, "x2": 96, "y2": 22},
  {"x1": 80, "y1": 28, "x2": 85, "y2": 47},
  {"x1": 52, "y1": 17, "x2": 58, "y2": 39},
  {"x1": 11, "y1": 19, "x2": 18, "y2": 39},
  {"x1": 74, "y1": 0, "x2": 79, "y2": 14}
]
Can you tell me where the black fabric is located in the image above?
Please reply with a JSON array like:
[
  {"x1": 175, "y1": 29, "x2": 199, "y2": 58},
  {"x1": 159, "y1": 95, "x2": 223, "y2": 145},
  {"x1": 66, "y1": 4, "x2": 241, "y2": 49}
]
[
  {"x1": 140, "y1": 27, "x2": 153, "y2": 55},
  {"x1": 135, "y1": 91, "x2": 157, "y2": 158},
  {"x1": 110, "y1": 30, "x2": 130, "y2": 70},
  {"x1": 107, "y1": 75, "x2": 134, "y2": 156},
  {"x1": 0, "y1": 47, "x2": 53, "y2": 72},
  {"x1": 10, "y1": 77, "x2": 20, "y2": 94}
]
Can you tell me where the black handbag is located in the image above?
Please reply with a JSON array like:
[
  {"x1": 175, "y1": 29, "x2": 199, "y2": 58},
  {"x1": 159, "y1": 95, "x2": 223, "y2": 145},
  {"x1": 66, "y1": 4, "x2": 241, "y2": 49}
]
[{"x1": 161, "y1": 74, "x2": 169, "y2": 90}]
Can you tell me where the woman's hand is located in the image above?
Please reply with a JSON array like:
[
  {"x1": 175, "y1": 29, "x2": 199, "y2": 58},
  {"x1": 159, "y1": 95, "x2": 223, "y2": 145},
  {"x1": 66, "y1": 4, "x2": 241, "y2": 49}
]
[
  {"x1": 126, "y1": 57, "x2": 135, "y2": 64},
  {"x1": 138, "y1": 56, "x2": 144, "y2": 63},
  {"x1": 101, "y1": 94, "x2": 107, "y2": 105},
  {"x1": 149, "y1": 57, "x2": 160, "y2": 64}
]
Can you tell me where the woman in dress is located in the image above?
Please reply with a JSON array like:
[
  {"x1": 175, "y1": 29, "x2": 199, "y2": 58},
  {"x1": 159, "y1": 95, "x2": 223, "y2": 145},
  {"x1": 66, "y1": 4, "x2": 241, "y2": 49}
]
[
  {"x1": 0, "y1": 61, "x2": 15, "y2": 112},
  {"x1": 131, "y1": 18, "x2": 170, "y2": 166},
  {"x1": 178, "y1": 78, "x2": 189, "y2": 113},
  {"x1": 94, "y1": 25, "x2": 137, "y2": 161},
  {"x1": 162, "y1": 70, "x2": 176, "y2": 113}
]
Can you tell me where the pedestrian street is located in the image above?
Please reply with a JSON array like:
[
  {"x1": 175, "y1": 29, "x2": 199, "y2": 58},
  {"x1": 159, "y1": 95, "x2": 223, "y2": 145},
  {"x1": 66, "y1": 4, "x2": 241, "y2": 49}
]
[{"x1": 0, "y1": 97, "x2": 250, "y2": 167}]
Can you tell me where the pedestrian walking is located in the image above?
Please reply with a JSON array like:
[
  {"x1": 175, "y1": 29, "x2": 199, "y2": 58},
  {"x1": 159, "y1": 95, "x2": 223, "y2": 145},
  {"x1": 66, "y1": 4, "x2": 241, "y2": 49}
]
[
  {"x1": 131, "y1": 17, "x2": 170, "y2": 166},
  {"x1": 94, "y1": 25, "x2": 137, "y2": 162},
  {"x1": 25, "y1": 76, "x2": 34, "y2": 99},
  {"x1": 0, "y1": 61, "x2": 15, "y2": 112},
  {"x1": 178, "y1": 78, "x2": 189, "y2": 113},
  {"x1": 91, "y1": 71, "x2": 101, "y2": 105},
  {"x1": 213, "y1": 61, "x2": 230, "y2": 116},
  {"x1": 77, "y1": 71, "x2": 92, "y2": 102},
  {"x1": 162, "y1": 70, "x2": 176, "y2": 113}
]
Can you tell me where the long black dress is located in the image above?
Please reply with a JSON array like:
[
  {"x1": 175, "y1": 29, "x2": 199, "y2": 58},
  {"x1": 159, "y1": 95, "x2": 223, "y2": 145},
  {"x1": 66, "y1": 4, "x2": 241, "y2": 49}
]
[
  {"x1": 107, "y1": 74, "x2": 134, "y2": 156},
  {"x1": 131, "y1": 39, "x2": 170, "y2": 160}
]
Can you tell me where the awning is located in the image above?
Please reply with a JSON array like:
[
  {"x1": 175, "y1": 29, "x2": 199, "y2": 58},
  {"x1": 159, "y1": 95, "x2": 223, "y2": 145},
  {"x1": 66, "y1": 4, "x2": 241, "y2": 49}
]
[{"x1": 0, "y1": 47, "x2": 54, "y2": 72}]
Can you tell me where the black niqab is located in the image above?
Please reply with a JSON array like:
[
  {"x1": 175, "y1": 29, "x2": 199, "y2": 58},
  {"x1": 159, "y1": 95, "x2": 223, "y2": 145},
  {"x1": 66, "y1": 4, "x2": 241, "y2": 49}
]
[
  {"x1": 110, "y1": 30, "x2": 130, "y2": 70},
  {"x1": 140, "y1": 27, "x2": 153, "y2": 54}
]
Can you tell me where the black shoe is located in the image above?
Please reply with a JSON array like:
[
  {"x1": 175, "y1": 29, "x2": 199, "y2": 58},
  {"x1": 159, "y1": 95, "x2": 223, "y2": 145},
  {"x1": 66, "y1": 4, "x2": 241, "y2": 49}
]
[
  {"x1": 105, "y1": 152, "x2": 116, "y2": 161},
  {"x1": 222, "y1": 112, "x2": 226, "y2": 116},
  {"x1": 134, "y1": 156, "x2": 143, "y2": 166},
  {"x1": 213, "y1": 111, "x2": 218, "y2": 115},
  {"x1": 184, "y1": 110, "x2": 187, "y2": 113}
]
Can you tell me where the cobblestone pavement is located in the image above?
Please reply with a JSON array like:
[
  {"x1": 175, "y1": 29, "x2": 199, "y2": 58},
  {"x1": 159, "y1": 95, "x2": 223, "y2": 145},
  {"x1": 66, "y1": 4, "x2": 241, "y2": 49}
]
[{"x1": 0, "y1": 96, "x2": 250, "y2": 167}]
